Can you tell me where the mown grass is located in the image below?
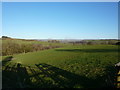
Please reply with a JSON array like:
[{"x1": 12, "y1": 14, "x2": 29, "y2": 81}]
[{"x1": 2, "y1": 44, "x2": 119, "y2": 88}]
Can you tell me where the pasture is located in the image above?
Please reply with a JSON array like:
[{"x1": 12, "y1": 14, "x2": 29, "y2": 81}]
[{"x1": 2, "y1": 40, "x2": 119, "y2": 88}]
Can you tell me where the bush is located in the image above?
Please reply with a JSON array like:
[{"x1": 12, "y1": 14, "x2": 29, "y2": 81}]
[{"x1": 2, "y1": 41, "x2": 61, "y2": 56}]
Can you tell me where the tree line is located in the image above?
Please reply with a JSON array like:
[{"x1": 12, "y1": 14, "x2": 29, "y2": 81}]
[
  {"x1": 69, "y1": 40, "x2": 119, "y2": 45},
  {"x1": 2, "y1": 41, "x2": 60, "y2": 56}
]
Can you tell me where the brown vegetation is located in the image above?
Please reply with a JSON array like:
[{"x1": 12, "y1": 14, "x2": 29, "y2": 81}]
[{"x1": 2, "y1": 42, "x2": 61, "y2": 56}]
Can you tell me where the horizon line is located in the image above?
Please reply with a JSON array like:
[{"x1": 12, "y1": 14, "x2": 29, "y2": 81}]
[{"x1": 1, "y1": 36, "x2": 119, "y2": 40}]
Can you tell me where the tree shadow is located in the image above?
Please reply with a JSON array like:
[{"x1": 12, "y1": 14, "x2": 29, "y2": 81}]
[
  {"x1": 55, "y1": 48, "x2": 119, "y2": 53},
  {"x1": 2, "y1": 62, "x2": 116, "y2": 88},
  {"x1": 2, "y1": 63, "x2": 31, "y2": 88},
  {"x1": 34, "y1": 63, "x2": 116, "y2": 88},
  {"x1": 34, "y1": 63, "x2": 95, "y2": 88},
  {"x1": 103, "y1": 65, "x2": 116, "y2": 88}
]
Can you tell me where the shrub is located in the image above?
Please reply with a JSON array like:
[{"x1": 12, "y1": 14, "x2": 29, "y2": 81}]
[{"x1": 2, "y1": 41, "x2": 61, "y2": 56}]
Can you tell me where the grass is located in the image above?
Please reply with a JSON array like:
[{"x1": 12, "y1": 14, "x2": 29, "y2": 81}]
[
  {"x1": 2, "y1": 44, "x2": 119, "y2": 88},
  {"x1": 10, "y1": 45, "x2": 118, "y2": 66}
]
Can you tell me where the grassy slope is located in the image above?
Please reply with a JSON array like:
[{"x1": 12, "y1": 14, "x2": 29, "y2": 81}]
[{"x1": 11, "y1": 45, "x2": 118, "y2": 66}]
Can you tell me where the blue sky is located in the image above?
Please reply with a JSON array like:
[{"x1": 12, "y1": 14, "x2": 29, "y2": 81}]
[{"x1": 2, "y1": 2, "x2": 118, "y2": 39}]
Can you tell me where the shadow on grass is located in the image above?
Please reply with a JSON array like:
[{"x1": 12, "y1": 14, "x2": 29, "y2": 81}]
[
  {"x1": 35, "y1": 63, "x2": 92, "y2": 88},
  {"x1": 2, "y1": 62, "x2": 116, "y2": 88},
  {"x1": 105, "y1": 65, "x2": 120, "y2": 88},
  {"x1": 2, "y1": 56, "x2": 13, "y2": 66},
  {"x1": 2, "y1": 62, "x2": 31, "y2": 88},
  {"x1": 55, "y1": 48, "x2": 119, "y2": 53}
]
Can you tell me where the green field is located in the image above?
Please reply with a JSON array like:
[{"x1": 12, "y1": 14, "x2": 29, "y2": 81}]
[{"x1": 2, "y1": 40, "x2": 119, "y2": 88}]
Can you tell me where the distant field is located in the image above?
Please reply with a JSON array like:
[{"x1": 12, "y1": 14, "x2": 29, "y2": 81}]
[{"x1": 2, "y1": 43, "x2": 119, "y2": 88}]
